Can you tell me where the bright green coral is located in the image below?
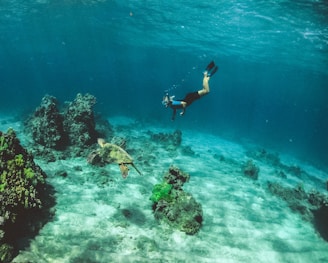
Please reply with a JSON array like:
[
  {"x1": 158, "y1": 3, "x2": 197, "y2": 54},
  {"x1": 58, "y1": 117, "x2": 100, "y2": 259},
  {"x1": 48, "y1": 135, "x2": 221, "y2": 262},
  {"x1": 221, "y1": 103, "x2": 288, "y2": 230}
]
[
  {"x1": 24, "y1": 167, "x2": 35, "y2": 179},
  {"x1": 150, "y1": 182, "x2": 173, "y2": 203},
  {"x1": 0, "y1": 135, "x2": 8, "y2": 151},
  {"x1": 14, "y1": 154, "x2": 24, "y2": 167},
  {"x1": 0, "y1": 182, "x2": 7, "y2": 192}
]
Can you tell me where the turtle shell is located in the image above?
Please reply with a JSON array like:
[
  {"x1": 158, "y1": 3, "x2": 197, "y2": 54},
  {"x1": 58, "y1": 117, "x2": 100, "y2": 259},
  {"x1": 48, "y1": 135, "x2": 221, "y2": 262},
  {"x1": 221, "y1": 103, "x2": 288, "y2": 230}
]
[{"x1": 99, "y1": 143, "x2": 133, "y2": 164}]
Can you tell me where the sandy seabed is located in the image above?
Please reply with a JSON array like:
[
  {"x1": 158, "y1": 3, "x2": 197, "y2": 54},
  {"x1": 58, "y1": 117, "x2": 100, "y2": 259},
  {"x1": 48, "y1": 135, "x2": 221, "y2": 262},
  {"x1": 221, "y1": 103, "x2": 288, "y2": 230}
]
[{"x1": 1, "y1": 115, "x2": 327, "y2": 263}]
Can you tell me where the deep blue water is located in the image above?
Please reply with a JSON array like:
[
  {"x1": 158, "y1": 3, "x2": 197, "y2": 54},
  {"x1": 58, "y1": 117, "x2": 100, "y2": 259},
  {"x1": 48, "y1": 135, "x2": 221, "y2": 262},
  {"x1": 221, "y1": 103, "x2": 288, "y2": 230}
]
[{"x1": 1, "y1": 0, "x2": 328, "y2": 168}]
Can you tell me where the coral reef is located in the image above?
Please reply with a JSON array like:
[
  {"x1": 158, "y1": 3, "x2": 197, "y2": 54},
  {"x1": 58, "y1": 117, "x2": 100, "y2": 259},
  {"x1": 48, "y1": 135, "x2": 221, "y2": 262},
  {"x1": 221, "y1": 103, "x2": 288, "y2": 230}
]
[
  {"x1": 267, "y1": 181, "x2": 328, "y2": 241},
  {"x1": 246, "y1": 148, "x2": 328, "y2": 242},
  {"x1": 63, "y1": 93, "x2": 98, "y2": 149},
  {"x1": 242, "y1": 159, "x2": 260, "y2": 180},
  {"x1": 151, "y1": 166, "x2": 202, "y2": 235},
  {"x1": 24, "y1": 95, "x2": 66, "y2": 150},
  {"x1": 0, "y1": 128, "x2": 55, "y2": 262},
  {"x1": 150, "y1": 182, "x2": 173, "y2": 203},
  {"x1": 246, "y1": 148, "x2": 311, "y2": 180},
  {"x1": 25, "y1": 93, "x2": 111, "y2": 159},
  {"x1": 163, "y1": 166, "x2": 190, "y2": 189},
  {"x1": 0, "y1": 129, "x2": 46, "y2": 221}
]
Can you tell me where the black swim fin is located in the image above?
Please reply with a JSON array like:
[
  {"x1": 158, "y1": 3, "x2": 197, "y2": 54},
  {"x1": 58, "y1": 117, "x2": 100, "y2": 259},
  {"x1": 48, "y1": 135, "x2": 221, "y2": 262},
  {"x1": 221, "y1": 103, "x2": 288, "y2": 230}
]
[
  {"x1": 208, "y1": 65, "x2": 218, "y2": 77},
  {"x1": 205, "y1": 61, "x2": 215, "y2": 72}
]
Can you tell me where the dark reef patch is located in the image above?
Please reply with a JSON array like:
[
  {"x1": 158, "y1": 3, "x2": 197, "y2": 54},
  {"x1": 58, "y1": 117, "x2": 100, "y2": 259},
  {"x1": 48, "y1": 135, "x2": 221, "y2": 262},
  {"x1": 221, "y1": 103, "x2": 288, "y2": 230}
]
[
  {"x1": 25, "y1": 93, "x2": 113, "y2": 160},
  {"x1": 0, "y1": 129, "x2": 55, "y2": 262}
]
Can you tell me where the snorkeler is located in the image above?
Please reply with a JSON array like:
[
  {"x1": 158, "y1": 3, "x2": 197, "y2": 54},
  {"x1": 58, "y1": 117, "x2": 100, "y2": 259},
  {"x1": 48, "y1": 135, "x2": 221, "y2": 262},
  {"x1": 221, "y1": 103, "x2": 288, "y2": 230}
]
[{"x1": 162, "y1": 61, "x2": 218, "y2": 120}]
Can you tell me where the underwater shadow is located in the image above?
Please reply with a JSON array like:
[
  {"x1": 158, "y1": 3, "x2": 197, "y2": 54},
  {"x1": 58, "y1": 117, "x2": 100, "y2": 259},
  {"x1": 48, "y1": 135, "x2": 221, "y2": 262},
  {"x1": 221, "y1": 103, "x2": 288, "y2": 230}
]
[
  {"x1": 121, "y1": 207, "x2": 147, "y2": 226},
  {"x1": 114, "y1": 206, "x2": 147, "y2": 226}
]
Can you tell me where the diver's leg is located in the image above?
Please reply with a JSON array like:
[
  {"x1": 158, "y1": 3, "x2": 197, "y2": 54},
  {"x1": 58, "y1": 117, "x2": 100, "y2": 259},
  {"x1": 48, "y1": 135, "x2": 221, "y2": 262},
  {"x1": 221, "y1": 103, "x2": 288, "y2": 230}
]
[{"x1": 198, "y1": 72, "x2": 210, "y2": 97}]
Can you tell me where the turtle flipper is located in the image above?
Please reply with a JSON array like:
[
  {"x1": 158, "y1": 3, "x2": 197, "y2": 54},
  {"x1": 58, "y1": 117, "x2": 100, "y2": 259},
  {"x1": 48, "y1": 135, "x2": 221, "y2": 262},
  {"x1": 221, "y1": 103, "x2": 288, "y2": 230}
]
[
  {"x1": 131, "y1": 163, "x2": 142, "y2": 176},
  {"x1": 119, "y1": 163, "x2": 129, "y2": 179}
]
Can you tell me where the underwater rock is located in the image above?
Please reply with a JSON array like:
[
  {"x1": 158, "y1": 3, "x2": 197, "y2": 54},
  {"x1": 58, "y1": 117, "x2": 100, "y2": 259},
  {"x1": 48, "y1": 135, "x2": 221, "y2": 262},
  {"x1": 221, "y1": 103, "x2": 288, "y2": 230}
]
[
  {"x1": 284, "y1": 165, "x2": 306, "y2": 179},
  {"x1": 313, "y1": 204, "x2": 328, "y2": 242},
  {"x1": 246, "y1": 148, "x2": 310, "y2": 180},
  {"x1": 0, "y1": 128, "x2": 55, "y2": 262},
  {"x1": 163, "y1": 166, "x2": 190, "y2": 190},
  {"x1": 63, "y1": 93, "x2": 98, "y2": 148},
  {"x1": 309, "y1": 192, "x2": 328, "y2": 242},
  {"x1": 148, "y1": 130, "x2": 182, "y2": 151},
  {"x1": 25, "y1": 95, "x2": 66, "y2": 150},
  {"x1": 29, "y1": 144, "x2": 59, "y2": 163},
  {"x1": 242, "y1": 159, "x2": 259, "y2": 180},
  {"x1": 150, "y1": 166, "x2": 202, "y2": 235},
  {"x1": 25, "y1": 93, "x2": 111, "y2": 159},
  {"x1": 268, "y1": 181, "x2": 328, "y2": 241},
  {"x1": 267, "y1": 182, "x2": 312, "y2": 221},
  {"x1": 246, "y1": 148, "x2": 281, "y2": 167}
]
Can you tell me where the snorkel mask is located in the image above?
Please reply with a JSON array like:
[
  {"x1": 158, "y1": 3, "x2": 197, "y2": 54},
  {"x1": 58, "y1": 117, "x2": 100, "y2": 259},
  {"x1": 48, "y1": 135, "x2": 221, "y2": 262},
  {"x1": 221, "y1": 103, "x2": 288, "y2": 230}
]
[
  {"x1": 162, "y1": 93, "x2": 170, "y2": 107},
  {"x1": 162, "y1": 93, "x2": 176, "y2": 107}
]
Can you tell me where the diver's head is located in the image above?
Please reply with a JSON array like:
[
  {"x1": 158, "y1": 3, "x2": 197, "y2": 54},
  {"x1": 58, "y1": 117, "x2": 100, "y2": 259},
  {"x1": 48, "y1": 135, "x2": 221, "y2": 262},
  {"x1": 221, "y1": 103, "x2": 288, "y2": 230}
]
[{"x1": 162, "y1": 93, "x2": 173, "y2": 107}]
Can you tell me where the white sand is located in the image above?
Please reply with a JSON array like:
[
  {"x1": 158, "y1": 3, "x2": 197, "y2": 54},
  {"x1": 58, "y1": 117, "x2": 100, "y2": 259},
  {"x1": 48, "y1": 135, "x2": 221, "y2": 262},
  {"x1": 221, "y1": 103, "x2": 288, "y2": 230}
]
[{"x1": 1, "y1": 115, "x2": 327, "y2": 263}]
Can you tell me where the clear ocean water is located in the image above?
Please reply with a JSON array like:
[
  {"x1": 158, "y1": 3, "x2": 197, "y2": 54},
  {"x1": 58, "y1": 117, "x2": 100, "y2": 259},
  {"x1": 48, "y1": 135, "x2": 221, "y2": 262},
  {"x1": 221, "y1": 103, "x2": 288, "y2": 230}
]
[
  {"x1": 1, "y1": 2, "x2": 328, "y2": 262},
  {"x1": 1, "y1": 0, "x2": 327, "y2": 169}
]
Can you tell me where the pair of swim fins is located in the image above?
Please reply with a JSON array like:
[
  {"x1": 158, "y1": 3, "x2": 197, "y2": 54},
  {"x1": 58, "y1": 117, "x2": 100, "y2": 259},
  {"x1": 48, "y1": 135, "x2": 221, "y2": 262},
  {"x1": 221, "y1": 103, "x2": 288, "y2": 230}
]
[{"x1": 205, "y1": 61, "x2": 218, "y2": 77}]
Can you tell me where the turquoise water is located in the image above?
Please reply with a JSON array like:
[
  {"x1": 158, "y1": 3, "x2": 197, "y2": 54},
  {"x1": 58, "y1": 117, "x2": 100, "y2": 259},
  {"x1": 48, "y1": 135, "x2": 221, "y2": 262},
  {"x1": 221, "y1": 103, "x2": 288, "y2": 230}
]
[
  {"x1": 1, "y1": 2, "x2": 328, "y2": 262},
  {"x1": 0, "y1": 0, "x2": 328, "y2": 169},
  {"x1": 0, "y1": 1, "x2": 327, "y2": 166}
]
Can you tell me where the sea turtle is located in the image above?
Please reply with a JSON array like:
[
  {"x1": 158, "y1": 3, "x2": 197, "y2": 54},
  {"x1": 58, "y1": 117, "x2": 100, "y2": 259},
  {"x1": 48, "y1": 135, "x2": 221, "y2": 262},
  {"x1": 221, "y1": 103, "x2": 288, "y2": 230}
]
[{"x1": 97, "y1": 138, "x2": 142, "y2": 179}]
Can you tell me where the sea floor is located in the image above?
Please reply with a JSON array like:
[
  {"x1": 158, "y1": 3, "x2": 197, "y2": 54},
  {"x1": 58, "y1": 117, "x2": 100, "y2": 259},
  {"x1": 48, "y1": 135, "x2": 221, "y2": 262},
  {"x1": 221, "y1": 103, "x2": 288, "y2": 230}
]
[{"x1": 1, "y1": 115, "x2": 328, "y2": 263}]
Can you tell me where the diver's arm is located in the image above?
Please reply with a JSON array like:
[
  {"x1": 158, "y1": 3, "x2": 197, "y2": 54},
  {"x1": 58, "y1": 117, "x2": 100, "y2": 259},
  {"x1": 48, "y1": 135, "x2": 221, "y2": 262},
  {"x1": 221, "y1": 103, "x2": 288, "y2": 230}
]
[{"x1": 180, "y1": 108, "x2": 186, "y2": 116}]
